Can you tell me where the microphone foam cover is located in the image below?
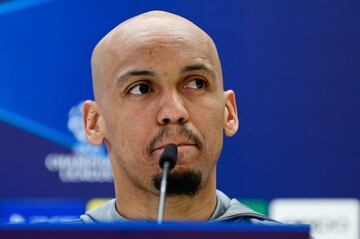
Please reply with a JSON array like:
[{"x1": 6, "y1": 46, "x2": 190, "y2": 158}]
[{"x1": 159, "y1": 144, "x2": 178, "y2": 170}]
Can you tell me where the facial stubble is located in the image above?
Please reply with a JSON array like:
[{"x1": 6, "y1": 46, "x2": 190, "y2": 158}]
[{"x1": 148, "y1": 126, "x2": 204, "y2": 196}]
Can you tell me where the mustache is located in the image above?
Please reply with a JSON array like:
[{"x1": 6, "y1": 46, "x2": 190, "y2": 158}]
[{"x1": 146, "y1": 126, "x2": 204, "y2": 155}]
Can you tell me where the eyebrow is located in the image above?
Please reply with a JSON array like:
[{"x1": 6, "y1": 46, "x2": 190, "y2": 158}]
[
  {"x1": 180, "y1": 63, "x2": 216, "y2": 79},
  {"x1": 117, "y1": 69, "x2": 157, "y2": 86},
  {"x1": 116, "y1": 63, "x2": 216, "y2": 87}
]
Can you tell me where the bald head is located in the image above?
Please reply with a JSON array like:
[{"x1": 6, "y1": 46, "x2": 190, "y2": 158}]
[
  {"x1": 91, "y1": 10, "x2": 222, "y2": 102},
  {"x1": 83, "y1": 11, "x2": 239, "y2": 213}
]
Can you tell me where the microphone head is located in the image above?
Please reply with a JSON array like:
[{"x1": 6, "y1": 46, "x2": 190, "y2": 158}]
[{"x1": 159, "y1": 144, "x2": 178, "y2": 170}]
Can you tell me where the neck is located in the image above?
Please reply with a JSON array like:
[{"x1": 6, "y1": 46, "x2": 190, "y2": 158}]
[{"x1": 113, "y1": 168, "x2": 217, "y2": 221}]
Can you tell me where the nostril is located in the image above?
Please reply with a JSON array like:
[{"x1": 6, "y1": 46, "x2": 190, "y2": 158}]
[
  {"x1": 178, "y1": 117, "x2": 185, "y2": 123},
  {"x1": 162, "y1": 118, "x2": 170, "y2": 124}
]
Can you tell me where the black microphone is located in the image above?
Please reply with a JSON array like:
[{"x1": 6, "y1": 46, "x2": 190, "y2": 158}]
[{"x1": 157, "y1": 144, "x2": 178, "y2": 224}]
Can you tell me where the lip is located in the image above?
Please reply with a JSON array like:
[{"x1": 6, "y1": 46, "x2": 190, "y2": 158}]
[
  {"x1": 151, "y1": 142, "x2": 198, "y2": 154},
  {"x1": 150, "y1": 143, "x2": 199, "y2": 166}
]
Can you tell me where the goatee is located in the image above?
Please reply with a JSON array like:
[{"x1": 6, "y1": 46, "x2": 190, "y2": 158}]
[{"x1": 152, "y1": 170, "x2": 202, "y2": 197}]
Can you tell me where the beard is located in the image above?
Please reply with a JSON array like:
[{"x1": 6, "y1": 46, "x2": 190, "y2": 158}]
[{"x1": 152, "y1": 170, "x2": 202, "y2": 197}]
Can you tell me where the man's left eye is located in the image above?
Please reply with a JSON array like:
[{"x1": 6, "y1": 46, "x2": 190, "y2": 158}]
[{"x1": 186, "y1": 78, "x2": 207, "y2": 89}]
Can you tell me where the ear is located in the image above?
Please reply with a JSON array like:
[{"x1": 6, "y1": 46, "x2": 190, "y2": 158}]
[
  {"x1": 223, "y1": 90, "x2": 239, "y2": 137},
  {"x1": 82, "y1": 100, "x2": 105, "y2": 145}
]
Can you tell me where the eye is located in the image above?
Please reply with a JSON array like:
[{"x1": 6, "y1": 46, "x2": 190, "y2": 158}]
[
  {"x1": 186, "y1": 78, "x2": 207, "y2": 89},
  {"x1": 128, "y1": 83, "x2": 151, "y2": 95}
]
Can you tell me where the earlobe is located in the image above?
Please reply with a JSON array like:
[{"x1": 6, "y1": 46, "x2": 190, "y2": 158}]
[
  {"x1": 82, "y1": 100, "x2": 105, "y2": 145},
  {"x1": 223, "y1": 90, "x2": 239, "y2": 137}
]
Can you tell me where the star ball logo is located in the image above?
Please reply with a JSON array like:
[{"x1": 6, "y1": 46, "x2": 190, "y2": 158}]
[{"x1": 45, "y1": 102, "x2": 113, "y2": 183}]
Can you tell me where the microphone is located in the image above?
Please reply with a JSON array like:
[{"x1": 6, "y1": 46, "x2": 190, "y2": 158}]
[{"x1": 157, "y1": 144, "x2": 178, "y2": 224}]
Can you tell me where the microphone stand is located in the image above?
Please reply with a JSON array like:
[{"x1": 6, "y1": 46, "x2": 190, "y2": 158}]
[
  {"x1": 157, "y1": 161, "x2": 170, "y2": 224},
  {"x1": 156, "y1": 144, "x2": 177, "y2": 224}
]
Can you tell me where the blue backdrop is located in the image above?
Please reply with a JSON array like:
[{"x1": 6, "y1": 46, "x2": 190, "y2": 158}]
[{"x1": 0, "y1": 0, "x2": 359, "y2": 201}]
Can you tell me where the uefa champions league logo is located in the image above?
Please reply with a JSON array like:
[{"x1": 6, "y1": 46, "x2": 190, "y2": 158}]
[{"x1": 45, "y1": 102, "x2": 113, "y2": 183}]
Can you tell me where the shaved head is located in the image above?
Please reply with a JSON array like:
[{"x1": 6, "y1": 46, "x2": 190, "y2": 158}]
[
  {"x1": 91, "y1": 10, "x2": 222, "y2": 104},
  {"x1": 83, "y1": 10, "x2": 238, "y2": 220}
]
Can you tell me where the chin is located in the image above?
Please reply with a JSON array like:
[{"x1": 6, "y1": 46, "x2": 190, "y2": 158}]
[{"x1": 152, "y1": 169, "x2": 203, "y2": 197}]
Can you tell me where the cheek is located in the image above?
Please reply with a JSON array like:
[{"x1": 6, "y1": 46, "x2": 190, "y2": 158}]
[
  {"x1": 106, "y1": 111, "x2": 158, "y2": 180},
  {"x1": 104, "y1": 105, "x2": 155, "y2": 162},
  {"x1": 206, "y1": 113, "x2": 225, "y2": 153},
  {"x1": 193, "y1": 99, "x2": 225, "y2": 150},
  {"x1": 200, "y1": 97, "x2": 225, "y2": 131}
]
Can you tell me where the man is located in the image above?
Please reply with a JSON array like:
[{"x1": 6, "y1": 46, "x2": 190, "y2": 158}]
[{"x1": 80, "y1": 10, "x2": 274, "y2": 223}]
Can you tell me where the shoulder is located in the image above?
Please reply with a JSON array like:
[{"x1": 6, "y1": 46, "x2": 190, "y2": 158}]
[
  {"x1": 213, "y1": 190, "x2": 279, "y2": 224},
  {"x1": 79, "y1": 199, "x2": 125, "y2": 223}
]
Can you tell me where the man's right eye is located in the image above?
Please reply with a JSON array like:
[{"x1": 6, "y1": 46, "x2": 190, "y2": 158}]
[{"x1": 128, "y1": 83, "x2": 151, "y2": 95}]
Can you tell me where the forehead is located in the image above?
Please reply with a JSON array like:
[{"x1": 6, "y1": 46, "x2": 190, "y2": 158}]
[
  {"x1": 102, "y1": 17, "x2": 219, "y2": 72},
  {"x1": 111, "y1": 29, "x2": 215, "y2": 69}
]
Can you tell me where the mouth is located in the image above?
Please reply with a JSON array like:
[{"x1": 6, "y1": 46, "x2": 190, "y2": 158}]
[
  {"x1": 151, "y1": 143, "x2": 198, "y2": 155},
  {"x1": 149, "y1": 142, "x2": 200, "y2": 167},
  {"x1": 152, "y1": 144, "x2": 198, "y2": 166}
]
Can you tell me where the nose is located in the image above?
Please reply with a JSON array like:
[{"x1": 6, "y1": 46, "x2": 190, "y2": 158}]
[{"x1": 157, "y1": 91, "x2": 189, "y2": 125}]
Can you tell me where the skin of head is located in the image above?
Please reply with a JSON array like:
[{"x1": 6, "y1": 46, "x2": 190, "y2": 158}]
[{"x1": 82, "y1": 10, "x2": 239, "y2": 220}]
